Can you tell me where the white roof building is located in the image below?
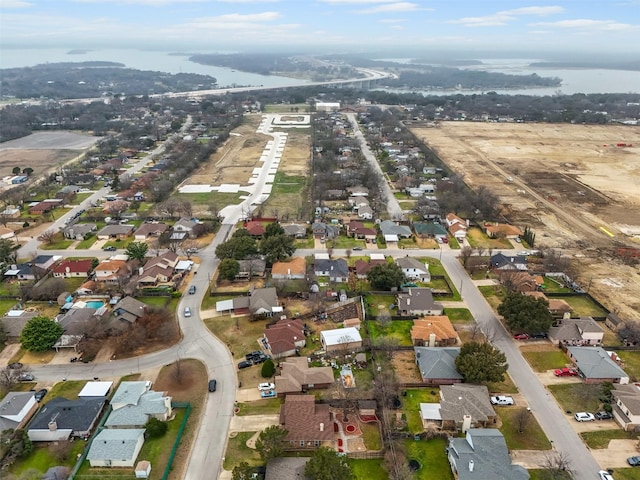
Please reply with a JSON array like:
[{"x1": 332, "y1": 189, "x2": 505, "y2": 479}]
[{"x1": 79, "y1": 381, "x2": 114, "y2": 397}]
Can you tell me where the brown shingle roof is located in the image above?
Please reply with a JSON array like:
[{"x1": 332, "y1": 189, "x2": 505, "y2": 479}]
[
  {"x1": 280, "y1": 395, "x2": 333, "y2": 442},
  {"x1": 265, "y1": 319, "x2": 305, "y2": 356},
  {"x1": 275, "y1": 357, "x2": 334, "y2": 394},
  {"x1": 411, "y1": 316, "x2": 458, "y2": 345}
]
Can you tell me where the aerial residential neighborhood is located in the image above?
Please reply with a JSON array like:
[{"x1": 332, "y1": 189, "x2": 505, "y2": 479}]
[{"x1": 1, "y1": 24, "x2": 640, "y2": 480}]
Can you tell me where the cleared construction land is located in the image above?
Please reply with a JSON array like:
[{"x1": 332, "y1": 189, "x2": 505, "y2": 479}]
[{"x1": 411, "y1": 122, "x2": 640, "y2": 320}]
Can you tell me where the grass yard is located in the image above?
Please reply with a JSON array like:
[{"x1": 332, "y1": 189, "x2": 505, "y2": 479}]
[
  {"x1": 139, "y1": 296, "x2": 173, "y2": 308},
  {"x1": 44, "y1": 380, "x2": 85, "y2": 402},
  {"x1": 236, "y1": 398, "x2": 282, "y2": 416},
  {"x1": 363, "y1": 294, "x2": 396, "y2": 317},
  {"x1": 478, "y1": 284, "x2": 506, "y2": 310},
  {"x1": 486, "y1": 373, "x2": 519, "y2": 394},
  {"x1": 580, "y1": 429, "x2": 639, "y2": 449},
  {"x1": 616, "y1": 351, "x2": 640, "y2": 381},
  {"x1": 497, "y1": 407, "x2": 551, "y2": 450},
  {"x1": 329, "y1": 236, "x2": 363, "y2": 249},
  {"x1": 360, "y1": 422, "x2": 383, "y2": 451},
  {"x1": 404, "y1": 438, "x2": 454, "y2": 480},
  {"x1": 264, "y1": 103, "x2": 310, "y2": 113},
  {"x1": 175, "y1": 191, "x2": 244, "y2": 206},
  {"x1": 466, "y1": 226, "x2": 513, "y2": 249},
  {"x1": 529, "y1": 469, "x2": 572, "y2": 480},
  {"x1": 608, "y1": 469, "x2": 640, "y2": 480},
  {"x1": 348, "y1": 458, "x2": 388, "y2": 480},
  {"x1": 40, "y1": 237, "x2": 74, "y2": 250},
  {"x1": 20, "y1": 349, "x2": 56, "y2": 364},
  {"x1": 0, "y1": 298, "x2": 18, "y2": 315},
  {"x1": 10, "y1": 440, "x2": 85, "y2": 475},
  {"x1": 102, "y1": 236, "x2": 135, "y2": 249},
  {"x1": 223, "y1": 432, "x2": 262, "y2": 470},
  {"x1": 204, "y1": 314, "x2": 271, "y2": 360},
  {"x1": 294, "y1": 237, "x2": 314, "y2": 248},
  {"x1": 443, "y1": 308, "x2": 474, "y2": 324},
  {"x1": 521, "y1": 349, "x2": 569, "y2": 372},
  {"x1": 0, "y1": 282, "x2": 20, "y2": 297},
  {"x1": 368, "y1": 320, "x2": 413, "y2": 347},
  {"x1": 541, "y1": 276, "x2": 573, "y2": 293},
  {"x1": 556, "y1": 295, "x2": 608, "y2": 317},
  {"x1": 402, "y1": 389, "x2": 440, "y2": 434},
  {"x1": 76, "y1": 234, "x2": 98, "y2": 249},
  {"x1": 547, "y1": 383, "x2": 602, "y2": 412}
]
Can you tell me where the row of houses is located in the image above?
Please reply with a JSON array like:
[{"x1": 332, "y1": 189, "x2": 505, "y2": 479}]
[{"x1": 63, "y1": 218, "x2": 199, "y2": 241}]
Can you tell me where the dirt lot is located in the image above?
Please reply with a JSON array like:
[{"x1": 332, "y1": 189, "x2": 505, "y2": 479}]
[{"x1": 411, "y1": 122, "x2": 640, "y2": 320}]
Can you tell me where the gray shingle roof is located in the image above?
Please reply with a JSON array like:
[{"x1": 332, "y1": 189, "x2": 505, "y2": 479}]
[
  {"x1": 415, "y1": 347, "x2": 463, "y2": 381},
  {"x1": 568, "y1": 346, "x2": 629, "y2": 380},
  {"x1": 105, "y1": 391, "x2": 170, "y2": 427},
  {"x1": 28, "y1": 397, "x2": 105, "y2": 434},
  {"x1": 380, "y1": 220, "x2": 412, "y2": 237},
  {"x1": 111, "y1": 381, "x2": 151, "y2": 408},
  {"x1": 440, "y1": 385, "x2": 494, "y2": 423},
  {"x1": 87, "y1": 428, "x2": 145, "y2": 462}
]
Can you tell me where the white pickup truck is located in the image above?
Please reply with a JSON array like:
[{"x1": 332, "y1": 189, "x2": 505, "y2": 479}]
[{"x1": 490, "y1": 395, "x2": 515, "y2": 406}]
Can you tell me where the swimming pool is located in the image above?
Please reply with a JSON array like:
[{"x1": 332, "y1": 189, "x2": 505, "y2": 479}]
[{"x1": 86, "y1": 301, "x2": 104, "y2": 309}]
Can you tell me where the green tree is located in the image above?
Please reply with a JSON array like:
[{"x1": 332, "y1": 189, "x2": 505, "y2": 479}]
[
  {"x1": 305, "y1": 447, "x2": 354, "y2": 480},
  {"x1": 231, "y1": 462, "x2": 255, "y2": 480},
  {"x1": 125, "y1": 241, "x2": 149, "y2": 262},
  {"x1": 20, "y1": 316, "x2": 63, "y2": 352},
  {"x1": 497, "y1": 292, "x2": 553, "y2": 334},
  {"x1": 260, "y1": 234, "x2": 295, "y2": 264},
  {"x1": 264, "y1": 222, "x2": 285, "y2": 238},
  {"x1": 12, "y1": 166, "x2": 21, "y2": 175},
  {"x1": 455, "y1": 341, "x2": 508, "y2": 384},
  {"x1": 367, "y1": 262, "x2": 406, "y2": 290},
  {"x1": 218, "y1": 258, "x2": 240, "y2": 281},
  {"x1": 261, "y1": 358, "x2": 275, "y2": 378},
  {"x1": 255, "y1": 425, "x2": 288, "y2": 462},
  {"x1": 0, "y1": 238, "x2": 16, "y2": 264},
  {"x1": 22, "y1": 167, "x2": 34, "y2": 176},
  {"x1": 91, "y1": 258, "x2": 100, "y2": 271},
  {"x1": 215, "y1": 234, "x2": 258, "y2": 260},
  {"x1": 145, "y1": 418, "x2": 168, "y2": 438}
]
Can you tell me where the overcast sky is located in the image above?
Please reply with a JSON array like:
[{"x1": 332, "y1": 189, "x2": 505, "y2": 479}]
[{"x1": 1, "y1": 0, "x2": 639, "y2": 55}]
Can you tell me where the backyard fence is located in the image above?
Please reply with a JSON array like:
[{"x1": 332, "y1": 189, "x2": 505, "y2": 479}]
[{"x1": 161, "y1": 401, "x2": 191, "y2": 480}]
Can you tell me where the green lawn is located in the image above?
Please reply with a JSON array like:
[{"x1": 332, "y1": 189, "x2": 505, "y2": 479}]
[
  {"x1": 363, "y1": 294, "x2": 396, "y2": 317},
  {"x1": 529, "y1": 469, "x2": 572, "y2": 480},
  {"x1": 404, "y1": 438, "x2": 454, "y2": 480},
  {"x1": 497, "y1": 407, "x2": 551, "y2": 450},
  {"x1": 10, "y1": 441, "x2": 85, "y2": 475},
  {"x1": 466, "y1": 226, "x2": 513, "y2": 249},
  {"x1": 547, "y1": 383, "x2": 602, "y2": 412},
  {"x1": 368, "y1": 321, "x2": 413, "y2": 347},
  {"x1": 616, "y1": 351, "x2": 640, "y2": 382},
  {"x1": 478, "y1": 285, "x2": 506, "y2": 310},
  {"x1": 486, "y1": 374, "x2": 519, "y2": 395},
  {"x1": 609, "y1": 469, "x2": 640, "y2": 480},
  {"x1": 402, "y1": 389, "x2": 440, "y2": 434},
  {"x1": 0, "y1": 282, "x2": 20, "y2": 297},
  {"x1": 556, "y1": 295, "x2": 608, "y2": 317},
  {"x1": 447, "y1": 236, "x2": 460, "y2": 249},
  {"x1": 521, "y1": 350, "x2": 569, "y2": 372},
  {"x1": 361, "y1": 422, "x2": 383, "y2": 451},
  {"x1": 272, "y1": 172, "x2": 306, "y2": 194},
  {"x1": 580, "y1": 429, "x2": 639, "y2": 448},
  {"x1": 541, "y1": 276, "x2": 573, "y2": 293},
  {"x1": 44, "y1": 380, "x2": 86, "y2": 402},
  {"x1": 348, "y1": 458, "x2": 388, "y2": 480},
  {"x1": 223, "y1": 432, "x2": 261, "y2": 470},
  {"x1": 138, "y1": 296, "x2": 172, "y2": 308},
  {"x1": 294, "y1": 237, "x2": 314, "y2": 248},
  {"x1": 236, "y1": 398, "x2": 281, "y2": 416},
  {"x1": 76, "y1": 235, "x2": 98, "y2": 249},
  {"x1": 40, "y1": 238, "x2": 74, "y2": 250},
  {"x1": 0, "y1": 298, "x2": 18, "y2": 316},
  {"x1": 328, "y1": 236, "x2": 363, "y2": 249},
  {"x1": 443, "y1": 308, "x2": 473, "y2": 324},
  {"x1": 103, "y1": 237, "x2": 135, "y2": 249}
]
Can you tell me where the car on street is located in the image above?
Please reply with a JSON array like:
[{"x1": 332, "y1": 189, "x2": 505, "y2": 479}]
[
  {"x1": 103, "y1": 246, "x2": 117, "y2": 251},
  {"x1": 8, "y1": 362, "x2": 23, "y2": 369},
  {"x1": 188, "y1": 285, "x2": 196, "y2": 294},
  {"x1": 595, "y1": 411, "x2": 613, "y2": 420},
  {"x1": 261, "y1": 390, "x2": 276, "y2": 398},
  {"x1": 184, "y1": 307, "x2": 191, "y2": 317},
  {"x1": 531, "y1": 332, "x2": 548, "y2": 339},
  {"x1": 208, "y1": 379, "x2": 217, "y2": 392},
  {"x1": 627, "y1": 456, "x2": 640, "y2": 466},
  {"x1": 18, "y1": 373, "x2": 35, "y2": 382},
  {"x1": 34, "y1": 389, "x2": 48, "y2": 402},
  {"x1": 554, "y1": 367, "x2": 579, "y2": 377},
  {"x1": 353, "y1": 246, "x2": 363, "y2": 251},
  {"x1": 258, "y1": 383, "x2": 275, "y2": 391},
  {"x1": 237, "y1": 360, "x2": 252, "y2": 369},
  {"x1": 490, "y1": 395, "x2": 515, "y2": 406},
  {"x1": 513, "y1": 333, "x2": 529, "y2": 340},
  {"x1": 574, "y1": 412, "x2": 595, "y2": 422},
  {"x1": 599, "y1": 470, "x2": 614, "y2": 480}
]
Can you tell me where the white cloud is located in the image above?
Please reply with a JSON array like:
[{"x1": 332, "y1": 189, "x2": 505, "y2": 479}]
[
  {"x1": 216, "y1": 0, "x2": 280, "y2": 3},
  {"x1": 358, "y1": 2, "x2": 423, "y2": 14},
  {"x1": 319, "y1": 0, "x2": 396, "y2": 4},
  {"x1": 450, "y1": 5, "x2": 564, "y2": 27},
  {"x1": 0, "y1": 0, "x2": 33, "y2": 7},
  {"x1": 533, "y1": 19, "x2": 636, "y2": 31},
  {"x1": 500, "y1": 6, "x2": 565, "y2": 16},
  {"x1": 72, "y1": 0, "x2": 208, "y2": 4}
]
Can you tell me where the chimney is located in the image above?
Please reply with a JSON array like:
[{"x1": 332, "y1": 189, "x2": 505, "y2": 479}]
[
  {"x1": 320, "y1": 422, "x2": 324, "y2": 432},
  {"x1": 407, "y1": 298, "x2": 410, "y2": 306},
  {"x1": 469, "y1": 460, "x2": 474, "y2": 472},
  {"x1": 48, "y1": 420, "x2": 58, "y2": 431},
  {"x1": 462, "y1": 414, "x2": 472, "y2": 433},
  {"x1": 429, "y1": 333, "x2": 436, "y2": 347}
]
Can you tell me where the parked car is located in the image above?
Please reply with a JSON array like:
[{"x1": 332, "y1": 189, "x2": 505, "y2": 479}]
[
  {"x1": 599, "y1": 470, "x2": 614, "y2": 480},
  {"x1": 34, "y1": 389, "x2": 48, "y2": 402},
  {"x1": 246, "y1": 351, "x2": 268, "y2": 363},
  {"x1": 208, "y1": 379, "x2": 217, "y2": 392},
  {"x1": 595, "y1": 411, "x2": 613, "y2": 420},
  {"x1": 8, "y1": 362, "x2": 23, "y2": 369},
  {"x1": 554, "y1": 367, "x2": 579, "y2": 377},
  {"x1": 531, "y1": 332, "x2": 548, "y2": 339},
  {"x1": 490, "y1": 396, "x2": 515, "y2": 406},
  {"x1": 353, "y1": 246, "x2": 363, "y2": 251},
  {"x1": 246, "y1": 351, "x2": 262, "y2": 361},
  {"x1": 188, "y1": 285, "x2": 196, "y2": 294},
  {"x1": 237, "y1": 360, "x2": 253, "y2": 369},
  {"x1": 574, "y1": 412, "x2": 595, "y2": 422},
  {"x1": 513, "y1": 333, "x2": 529, "y2": 340},
  {"x1": 184, "y1": 307, "x2": 191, "y2": 317},
  {"x1": 18, "y1": 373, "x2": 35, "y2": 382},
  {"x1": 258, "y1": 383, "x2": 275, "y2": 391},
  {"x1": 627, "y1": 456, "x2": 640, "y2": 466},
  {"x1": 261, "y1": 390, "x2": 276, "y2": 398},
  {"x1": 103, "y1": 246, "x2": 117, "y2": 251}
]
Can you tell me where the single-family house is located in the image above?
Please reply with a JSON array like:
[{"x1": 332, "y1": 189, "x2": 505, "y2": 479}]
[
  {"x1": 216, "y1": 287, "x2": 281, "y2": 317},
  {"x1": 397, "y1": 288, "x2": 444, "y2": 317},
  {"x1": 411, "y1": 316, "x2": 459, "y2": 347},
  {"x1": 272, "y1": 257, "x2": 306, "y2": 280},
  {"x1": 265, "y1": 458, "x2": 310, "y2": 480},
  {"x1": 415, "y1": 347, "x2": 463, "y2": 385},
  {"x1": 1, "y1": 310, "x2": 39, "y2": 338},
  {"x1": 244, "y1": 221, "x2": 266, "y2": 237},
  {"x1": 347, "y1": 186, "x2": 369, "y2": 197},
  {"x1": 4, "y1": 263, "x2": 40, "y2": 281},
  {"x1": 498, "y1": 271, "x2": 543, "y2": 292},
  {"x1": 105, "y1": 381, "x2": 172, "y2": 427},
  {"x1": 63, "y1": 223, "x2": 97, "y2": 240},
  {"x1": 347, "y1": 220, "x2": 376, "y2": 240},
  {"x1": 0, "y1": 392, "x2": 37, "y2": 433},
  {"x1": 96, "y1": 224, "x2": 135, "y2": 240},
  {"x1": 87, "y1": 429, "x2": 146, "y2": 468},
  {"x1": 279, "y1": 395, "x2": 334, "y2": 450},
  {"x1": 483, "y1": 223, "x2": 523, "y2": 240},
  {"x1": 57, "y1": 185, "x2": 81, "y2": 197},
  {"x1": 353, "y1": 258, "x2": 386, "y2": 279},
  {"x1": 79, "y1": 381, "x2": 114, "y2": 398},
  {"x1": 0, "y1": 207, "x2": 20, "y2": 219},
  {"x1": 420, "y1": 384, "x2": 496, "y2": 430},
  {"x1": 349, "y1": 196, "x2": 370, "y2": 209},
  {"x1": 446, "y1": 213, "x2": 468, "y2": 242},
  {"x1": 314, "y1": 258, "x2": 349, "y2": 283},
  {"x1": 274, "y1": 357, "x2": 334, "y2": 396},
  {"x1": 29, "y1": 201, "x2": 55, "y2": 215},
  {"x1": 137, "y1": 251, "x2": 178, "y2": 287},
  {"x1": 357, "y1": 205, "x2": 374, "y2": 220},
  {"x1": 612, "y1": 383, "x2": 640, "y2": 431},
  {"x1": 94, "y1": 259, "x2": 130, "y2": 283},
  {"x1": 320, "y1": 327, "x2": 363, "y2": 353},
  {"x1": 112, "y1": 296, "x2": 147, "y2": 324},
  {"x1": 263, "y1": 319, "x2": 306, "y2": 358},
  {"x1": 172, "y1": 218, "x2": 198, "y2": 238},
  {"x1": 27, "y1": 397, "x2": 106, "y2": 442},
  {"x1": 133, "y1": 223, "x2": 168, "y2": 241},
  {"x1": 32, "y1": 255, "x2": 60, "y2": 271},
  {"x1": 567, "y1": 346, "x2": 629, "y2": 384},
  {"x1": 447, "y1": 429, "x2": 530, "y2": 480},
  {"x1": 311, "y1": 222, "x2": 339, "y2": 239},
  {"x1": 379, "y1": 220, "x2": 412, "y2": 239},
  {"x1": 282, "y1": 224, "x2": 307, "y2": 238},
  {"x1": 606, "y1": 312, "x2": 627, "y2": 332},
  {"x1": 236, "y1": 258, "x2": 267, "y2": 280},
  {"x1": 0, "y1": 226, "x2": 16, "y2": 240},
  {"x1": 57, "y1": 308, "x2": 100, "y2": 334},
  {"x1": 325, "y1": 189, "x2": 345, "y2": 199},
  {"x1": 413, "y1": 222, "x2": 448, "y2": 242},
  {"x1": 396, "y1": 257, "x2": 431, "y2": 282},
  {"x1": 53, "y1": 259, "x2": 94, "y2": 278},
  {"x1": 523, "y1": 292, "x2": 572, "y2": 316},
  {"x1": 548, "y1": 317, "x2": 604, "y2": 346},
  {"x1": 490, "y1": 253, "x2": 528, "y2": 271}
]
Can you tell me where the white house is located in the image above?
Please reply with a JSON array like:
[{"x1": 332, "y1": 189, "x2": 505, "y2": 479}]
[
  {"x1": 320, "y1": 327, "x2": 363, "y2": 353},
  {"x1": 396, "y1": 257, "x2": 431, "y2": 282}
]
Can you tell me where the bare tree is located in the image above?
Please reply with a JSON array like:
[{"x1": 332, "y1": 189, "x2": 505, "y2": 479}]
[
  {"x1": 37, "y1": 230, "x2": 56, "y2": 245},
  {"x1": 159, "y1": 198, "x2": 180, "y2": 219},
  {"x1": 179, "y1": 199, "x2": 193, "y2": 218},
  {"x1": 0, "y1": 365, "x2": 31, "y2": 390},
  {"x1": 542, "y1": 451, "x2": 572, "y2": 479},
  {"x1": 460, "y1": 246, "x2": 474, "y2": 270},
  {"x1": 373, "y1": 336, "x2": 399, "y2": 361},
  {"x1": 172, "y1": 358, "x2": 184, "y2": 385},
  {"x1": 498, "y1": 270, "x2": 529, "y2": 293},
  {"x1": 514, "y1": 408, "x2": 531, "y2": 433},
  {"x1": 345, "y1": 248, "x2": 352, "y2": 259}
]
